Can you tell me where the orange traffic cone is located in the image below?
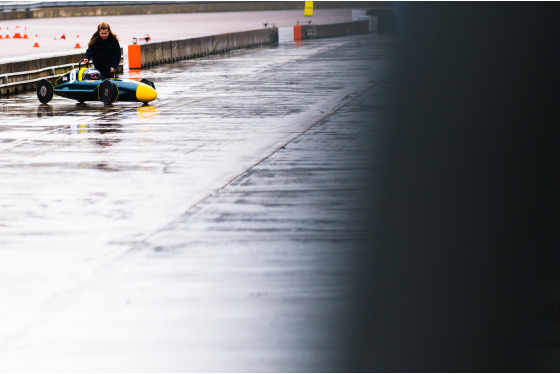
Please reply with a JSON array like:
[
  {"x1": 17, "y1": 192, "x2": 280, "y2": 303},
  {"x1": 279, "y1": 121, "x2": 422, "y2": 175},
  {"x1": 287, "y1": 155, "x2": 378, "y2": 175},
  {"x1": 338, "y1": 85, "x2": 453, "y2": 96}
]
[
  {"x1": 13, "y1": 25, "x2": 21, "y2": 38},
  {"x1": 5, "y1": 27, "x2": 9, "y2": 39},
  {"x1": 23, "y1": 27, "x2": 28, "y2": 39},
  {"x1": 54, "y1": 33, "x2": 66, "y2": 40},
  {"x1": 32, "y1": 34, "x2": 39, "y2": 48},
  {"x1": 73, "y1": 34, "x2": 81, "y2": 48},
  {"x1": 0, "y1": 28, "x2": 3, "y2": 40}
]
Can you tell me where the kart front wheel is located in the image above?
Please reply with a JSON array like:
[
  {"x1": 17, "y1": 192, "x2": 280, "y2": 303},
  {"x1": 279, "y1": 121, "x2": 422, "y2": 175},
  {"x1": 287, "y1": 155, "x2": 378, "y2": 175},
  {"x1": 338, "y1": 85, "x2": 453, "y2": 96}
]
[
  {"x1": 140, "y1": 78, "x2": 156, "y2": 90},
  {"x1": 99, "y1": 80, "x2": 115, "y2": 105},
  {"x1": 37, "y1": 79, "x2": 54, "y2": 104}
]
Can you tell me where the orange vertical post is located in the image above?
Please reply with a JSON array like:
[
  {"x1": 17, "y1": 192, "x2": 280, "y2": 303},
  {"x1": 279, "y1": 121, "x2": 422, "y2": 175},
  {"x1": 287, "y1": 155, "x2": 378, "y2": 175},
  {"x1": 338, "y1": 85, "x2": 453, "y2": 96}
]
[
  {"x1": 128, "y1": 44, "x2": 142, "y2": 69},
  {"x1": 294, "y1": 24, "x2": 302, "y2": 40}
]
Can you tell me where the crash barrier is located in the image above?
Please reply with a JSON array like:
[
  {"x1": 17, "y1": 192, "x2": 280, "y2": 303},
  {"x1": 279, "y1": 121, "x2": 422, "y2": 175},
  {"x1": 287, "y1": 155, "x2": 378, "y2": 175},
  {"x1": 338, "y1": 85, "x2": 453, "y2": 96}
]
[
  {"x1": 128, "y1": 28, "x2": 279, "y2": 69},
  {"x1": 0, "y1": 2, "x2": 381, "y2": 20},
  {"x1": 0, "y1": 49, "x2": 123, "y2": 96},
  {"x1": 294, "y1": 20, "x2": 370, "y2": 41}
]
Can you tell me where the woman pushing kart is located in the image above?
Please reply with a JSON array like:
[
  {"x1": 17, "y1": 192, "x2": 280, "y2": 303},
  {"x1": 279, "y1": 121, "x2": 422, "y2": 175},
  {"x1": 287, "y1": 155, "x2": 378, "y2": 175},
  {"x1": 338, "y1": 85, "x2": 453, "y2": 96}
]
[{"x1": 80, "y1": 22, "x2": 121, "y2": 79}]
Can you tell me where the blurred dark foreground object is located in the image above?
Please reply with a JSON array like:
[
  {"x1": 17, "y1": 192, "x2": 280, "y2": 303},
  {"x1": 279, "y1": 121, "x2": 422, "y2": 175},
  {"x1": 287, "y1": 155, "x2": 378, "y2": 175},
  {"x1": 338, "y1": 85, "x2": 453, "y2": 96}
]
[{"x1": 358, "y1": 2, "x2": 560, "y2": 372}]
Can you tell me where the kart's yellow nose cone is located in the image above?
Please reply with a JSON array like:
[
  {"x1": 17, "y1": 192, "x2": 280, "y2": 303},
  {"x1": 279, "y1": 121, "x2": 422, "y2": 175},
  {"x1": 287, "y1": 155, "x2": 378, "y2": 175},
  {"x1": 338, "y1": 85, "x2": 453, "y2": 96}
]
[{"x1": 136, "y1": 82, "x2": 157, "y2": 103}]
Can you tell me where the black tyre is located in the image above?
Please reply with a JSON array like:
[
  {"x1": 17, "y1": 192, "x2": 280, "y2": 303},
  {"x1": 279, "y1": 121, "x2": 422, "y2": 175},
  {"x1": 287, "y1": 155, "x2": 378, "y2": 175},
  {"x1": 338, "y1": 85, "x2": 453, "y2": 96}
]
[
  {"x1": 37, "y1": 79, "x2": 54, "y2": 104},
  {"x1": 99, "y1": 80, "x2": 115, "y2": 105},
  {"x1": 140, "y1": 78, "x2": 156, "y2": 90}
]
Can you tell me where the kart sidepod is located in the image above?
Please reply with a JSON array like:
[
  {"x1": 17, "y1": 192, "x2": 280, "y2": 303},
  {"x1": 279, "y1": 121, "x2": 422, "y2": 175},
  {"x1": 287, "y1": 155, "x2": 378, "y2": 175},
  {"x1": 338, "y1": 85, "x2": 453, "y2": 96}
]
[{"x1": 37, "y1": 63, "x2": 157, "y2": 105}]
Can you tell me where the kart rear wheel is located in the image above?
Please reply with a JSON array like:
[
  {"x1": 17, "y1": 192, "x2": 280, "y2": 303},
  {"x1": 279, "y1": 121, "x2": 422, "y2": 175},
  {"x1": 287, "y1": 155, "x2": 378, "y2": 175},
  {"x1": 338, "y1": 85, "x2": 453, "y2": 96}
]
[
  {"x1": 37, "y1": 79, "x2": 53, "y2": 104},
  {"x1": 99, "y1": 80, "x2": 115, "y2": 105},
  {"x1": 140, "y1": 78, "x2": 156, "y2": 90}
]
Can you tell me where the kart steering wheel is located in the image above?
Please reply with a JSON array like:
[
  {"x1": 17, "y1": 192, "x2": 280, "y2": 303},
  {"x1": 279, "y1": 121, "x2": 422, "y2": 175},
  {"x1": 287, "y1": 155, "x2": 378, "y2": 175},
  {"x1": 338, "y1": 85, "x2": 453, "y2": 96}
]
[{"x1": 78, "y1": 60, "x2": 89, "y2": 69}]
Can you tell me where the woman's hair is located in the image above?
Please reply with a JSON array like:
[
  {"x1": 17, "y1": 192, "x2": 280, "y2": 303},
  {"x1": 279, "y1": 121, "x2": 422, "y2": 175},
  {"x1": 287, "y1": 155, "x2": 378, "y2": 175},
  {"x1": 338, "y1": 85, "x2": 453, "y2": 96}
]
[{"x1": 88, "y1": 22, "x2": 119, "y2": 46}]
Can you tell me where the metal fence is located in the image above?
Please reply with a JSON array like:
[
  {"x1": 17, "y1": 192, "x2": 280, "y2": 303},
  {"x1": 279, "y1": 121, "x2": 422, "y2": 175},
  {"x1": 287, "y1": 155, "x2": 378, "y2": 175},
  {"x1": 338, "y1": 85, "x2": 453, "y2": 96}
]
[{"x1": 0, "y1": 1, "x2": 196, "y2": 12}]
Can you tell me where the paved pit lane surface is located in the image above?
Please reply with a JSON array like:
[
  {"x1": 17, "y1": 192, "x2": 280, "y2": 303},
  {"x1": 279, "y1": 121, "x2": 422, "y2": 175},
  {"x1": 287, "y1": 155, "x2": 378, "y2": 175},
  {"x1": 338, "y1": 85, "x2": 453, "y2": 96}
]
[{"x1": 0, "y1": 34, "x2": 395, "y2": 371}]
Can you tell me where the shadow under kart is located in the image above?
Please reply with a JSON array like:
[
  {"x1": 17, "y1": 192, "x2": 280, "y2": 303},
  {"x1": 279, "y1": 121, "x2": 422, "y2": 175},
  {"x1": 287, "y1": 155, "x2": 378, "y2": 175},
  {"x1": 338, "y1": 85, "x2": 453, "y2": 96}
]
[{"x1": 37, "y1": 62, "x2": 157, "y2": 105}]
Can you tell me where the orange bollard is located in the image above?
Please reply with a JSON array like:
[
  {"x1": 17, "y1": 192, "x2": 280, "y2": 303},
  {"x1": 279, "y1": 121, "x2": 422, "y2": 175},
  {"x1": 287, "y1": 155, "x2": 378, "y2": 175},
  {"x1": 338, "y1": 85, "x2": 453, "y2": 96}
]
[{"x1": 128, "y1": 44, "x2": 141, "y2": 69}]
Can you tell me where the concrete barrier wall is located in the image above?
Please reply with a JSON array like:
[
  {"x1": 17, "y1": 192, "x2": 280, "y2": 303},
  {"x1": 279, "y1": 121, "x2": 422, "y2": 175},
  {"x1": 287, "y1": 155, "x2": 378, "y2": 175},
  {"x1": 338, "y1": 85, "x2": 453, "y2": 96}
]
[
  {"x1": 297, "y1": 20, "x2": 370, "y2": 40},
  {"x1": 137, "y1": 28, "x2": 279, "y2": 68},
  {"x1": 0, "y1": 50, "x2": 123, "y2": 96}
]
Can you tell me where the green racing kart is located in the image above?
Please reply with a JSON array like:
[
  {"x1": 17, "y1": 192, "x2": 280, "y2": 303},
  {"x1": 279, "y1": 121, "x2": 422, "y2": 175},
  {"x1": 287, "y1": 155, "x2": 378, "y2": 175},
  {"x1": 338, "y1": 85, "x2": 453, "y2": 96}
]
[{"x1": 37, "y1": 62, "x2": 157, "y2": 105}]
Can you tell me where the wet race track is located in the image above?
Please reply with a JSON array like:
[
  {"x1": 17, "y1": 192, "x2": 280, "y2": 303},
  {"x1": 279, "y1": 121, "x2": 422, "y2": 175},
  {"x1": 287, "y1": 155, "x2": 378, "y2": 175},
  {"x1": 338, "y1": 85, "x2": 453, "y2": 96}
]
[{"x1": 0, "y1": 33, "x2": 395, "y2": 371}]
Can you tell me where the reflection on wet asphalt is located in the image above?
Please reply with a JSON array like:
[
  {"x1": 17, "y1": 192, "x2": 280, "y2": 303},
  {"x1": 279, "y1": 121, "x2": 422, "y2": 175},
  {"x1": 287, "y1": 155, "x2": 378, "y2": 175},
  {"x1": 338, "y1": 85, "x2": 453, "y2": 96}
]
[{"x1": 0, "y1": 34, "x2": 395, "y2": 371}]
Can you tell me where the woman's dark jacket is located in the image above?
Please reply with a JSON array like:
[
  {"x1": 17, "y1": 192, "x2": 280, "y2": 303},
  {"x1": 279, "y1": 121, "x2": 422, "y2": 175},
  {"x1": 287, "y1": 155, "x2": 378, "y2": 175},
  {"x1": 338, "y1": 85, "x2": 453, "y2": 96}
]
[{"x1": 85, "y1": 36, "x2": 121, "y2": 78}]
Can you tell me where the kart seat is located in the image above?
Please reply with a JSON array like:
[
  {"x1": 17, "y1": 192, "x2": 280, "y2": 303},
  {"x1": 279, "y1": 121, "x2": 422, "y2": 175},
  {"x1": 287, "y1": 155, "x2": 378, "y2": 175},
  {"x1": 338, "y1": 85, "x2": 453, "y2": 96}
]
[{"x1": 83, "y1": 68, "x2": 101, "y2": 80}]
